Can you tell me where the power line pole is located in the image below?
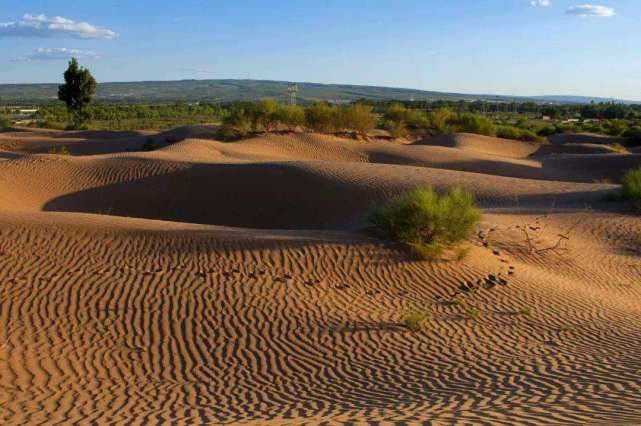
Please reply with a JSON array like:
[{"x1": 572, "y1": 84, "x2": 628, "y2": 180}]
[{"x1": 287, "y1": 83, "x2": 298, "y2": 106}]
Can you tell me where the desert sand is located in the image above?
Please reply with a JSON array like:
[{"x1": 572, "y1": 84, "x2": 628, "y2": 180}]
[{"x1": 1, "y1": 127, "x2": 641, "y2": 424}]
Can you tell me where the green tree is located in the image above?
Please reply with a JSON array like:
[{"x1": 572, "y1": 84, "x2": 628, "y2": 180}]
[{"x1": 58, "y1": 58, "x2": 97, "y2": 129}]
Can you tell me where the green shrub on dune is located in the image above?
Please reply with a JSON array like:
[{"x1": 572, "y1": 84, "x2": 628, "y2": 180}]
[
  {"x1": 369, "y1": 187, "x2": 481, "y2": 260},
  {"x1": 622, "y1": 167, "x2": 641, "y2": 212}
]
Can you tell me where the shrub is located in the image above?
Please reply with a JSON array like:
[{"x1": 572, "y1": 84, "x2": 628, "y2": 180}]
[
  {"x1": 48, "y1": 145, "x2": 71, "y2": 155},
  {"x1": 605, "y1": 120, "x2": 628, "y2": 137},
  {"x1": 222, "y1": 102, "x2": 255, "y2": 137},
  {"x1": 382, "y1": 103, "x2": 429, "y2": 137},
  {"x1": 429, "y1": 107, "x2": 453, "y2": 134},
  {"x1": 339, "y1": 104, "x2": 377, "y2": 137},
  {"x1": 465, "y1": 306, "x2": 480, "y2": 321},
  {"x1": 382, "y1": 119, "x2": 408, "y2": 138},
  {"x1": 497, "y1": 126, "x2": 547, "y2": 144},
  {"x1": 455, "y1": 245, "x2": 471, "y2": 261},
  {"x1": 305, "y1": 102, "x2": 339, "y2": 133},
  {"x1": 535, "y1": 125, "x2": 556, "y2": 137},
  {"x1": 369, "y1": 187, "x2": 481, "y2": 259},
  {"x1": 622, "y1": 167, "x2": 641, "y2": 212},
  {"x1": 256, "y1": 98, "x2": 280, "y2": 131},
  {"x1": 448, "y1": 113, "x2": 496, "y2": 136},
  {"x1": 403, "y1": 309, "x2": 429, "y2": 331},
  {"x1": 0, "y1": 114, "x2": 10, "y2": 129},
  {"x1": 624, "y1": 126, "x2": 641, "y2": 146},
  {"x1": 272, "y1": 104, "x2": 305, "y2": 129}
]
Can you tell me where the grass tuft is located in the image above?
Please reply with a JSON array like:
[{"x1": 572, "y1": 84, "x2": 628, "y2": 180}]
[{"x1": 622, "y1": 167, "x2": 641, "y2": 212}]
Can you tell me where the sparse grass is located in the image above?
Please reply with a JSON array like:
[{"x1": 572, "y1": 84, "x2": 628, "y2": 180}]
[
  {"x1": 610, "y1": 142, "x2": 629, "y2": 153},
  {"x1": 622, "y1": 167, "x2": 641, "y2": 212},
  {"x1": 441, "y1": 298, "x2": 463, "y2": 307},
  {"x1": 465, "y1": 306, "x2": 480, "y2": 321},
  {"x1": 518, "y1": 306, "x2": 532, "y2": 317},
  {"x1": 369, "y1": 187, "x2": 481, "y2": 261},
  {"x1": 403, "y1": 309, "x2": 429, "y2": 332},
  {"x1": 47, "y1": 145, "x2": 71, "y2": 155},
  {"x1": 454, "y1": 245, "x2": 471, "y2": 261},
  {"x1": 409, "y1": 242, "x2": 443, "y2": 261}
]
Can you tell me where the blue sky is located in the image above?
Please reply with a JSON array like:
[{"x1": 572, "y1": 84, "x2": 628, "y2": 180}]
[{"x1": 0, "y1": 0, "x2": 638, "y2": 99}]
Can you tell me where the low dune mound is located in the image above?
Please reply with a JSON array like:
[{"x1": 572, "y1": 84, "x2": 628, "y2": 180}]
[
  {"x1": 541, "y1": 153, "x2": 641, "y2": 183},
  {"x1": 548, "y1": 132, "x2": 626, "y2": 146},
  {"x1": 534, "y1": 143, "x2": 624, "y2": 156},
  {"x1": 416, "y1": 133, "x2": 540, "y2": 159},
  {"x1": 0, "y1": 150, "x2": 618, "y2": 229},
  {"x1": 0, "y1": 128, "x2": 155, "y2": 155}
]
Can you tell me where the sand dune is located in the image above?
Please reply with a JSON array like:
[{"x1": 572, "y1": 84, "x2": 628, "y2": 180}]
[
  {"x1": 1, "y1": 127, "x2": 640, "y2": 424},
  {"x1": 548, "y1": 132, "x2": 627, "y2": 146}
]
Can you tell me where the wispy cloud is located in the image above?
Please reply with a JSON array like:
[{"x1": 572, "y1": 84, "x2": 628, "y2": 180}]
[
  {"x1": 23, "y1": 47, "x2": 100, "y2": 61},
  {"x1": 566, "y1": 4, "x2": 615, "y2": 17},
  {"x1": 530, "y1": 0, "x2": 551, "y2": 6},
  {"x1": 0, "y1": 14, "x2": 118, "y2": 39}
]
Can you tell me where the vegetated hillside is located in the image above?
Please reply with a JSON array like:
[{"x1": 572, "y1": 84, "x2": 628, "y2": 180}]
[{"x1": 1, "y1": 79, "x2": 638, "y2": 105}]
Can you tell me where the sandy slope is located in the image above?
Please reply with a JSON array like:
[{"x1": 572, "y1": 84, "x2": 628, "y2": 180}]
[{"x1": 1, "y1": 128, "x2": 641, "y2": 424}]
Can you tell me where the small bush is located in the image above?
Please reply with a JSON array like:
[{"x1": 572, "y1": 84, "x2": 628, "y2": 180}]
[
  {"x1": 47, "y1": 145, "x2": 71, "y2": 155},
  {"x1": 0, "y1": 114, "x2": 10, "y2": 129},
  {"x1": 465, "y1": 306, "x2": 480, "y2": 321},
  {"x1": 339, "y1": 104, "x2": 377, "y2": 137},
  {"x1": 403, "y1": 309, "x2": 429, "y2": 332},
  {"x1": 369, "y1": 187, "x2": 481, "y2": 259},
  {"x1": 382, "y1": 119, "x2": 408, "y2": 138},
  {"x1": 305, "y1": 102, "x2": 339, "y2": 133},
  {"x1": 222, "y1": 102, "x2": 256, "y2": 137},
  {"x1": 382, "y1": 104, "x2": 429, "y2": 137},
  {"x1": 622, "y1": 167, "x2": 641, "y2": 212},
  {"x1": 410, "y1": 242, "x2": 444, "y2": 261},
  {"x1": 624, "y1": 127, "x2": 641, "y2": 146},
  {"x1": 497, "y1": 126, "x2": 547, "y2": 144},
  {"x1": 448, "y1": 113, "x2": 496, "y2": 137},
  {"x1": 518, "y1": 307, "x2": 532, "y2": 317},
  {"x1": 535, "y1": 125, "x2": 556, "y2": 137},
  {"x1": 429, "y1": 107, "x2": 453, "y2": 134},
  {"x1": 272, "y1": 104, "x2": 305, "y2": 129},
  {"x1": 455, "y1": 245, "x2": 471, "y2": 261}
]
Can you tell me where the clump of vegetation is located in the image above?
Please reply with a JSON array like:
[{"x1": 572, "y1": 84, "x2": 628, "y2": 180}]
[
  {"x1": 496, "y1": 126, "x2": 547, "y2": 144},
  {"x1": 402, "y1": 308, "x2": 429, "y2": 332},
  {"x1": 455, "y1": 245, "x2": 471, "y2": 261},
  {"x1": 369, "y1": 187, "x2": 482, "y2": 261},
  {"x1": 622, "y1": 167, "x2": 641, "y2": 212},
  {"x1": 447, "y1": 112, "x2": 496, "y2": 137},
  {"x1": 465, "y1": 306, "x2": 480, "y2": 321},
  {"x1": 305, "y1": 102, "x2": 340, "y2": 133},
  {"x1": 47, "y1": 145, "x2": 71, "y2": 155},
  {"x1": 518, "y1": 306, "x2": 532, "y2": 317},
  {"x1": 0, "y1": 114, "x2": 10, "y2": 130},
  {"x1": 57, "y1": 57, "x2": 97, "y2": 129},
  {"x1": 340, "y1": 103, "x2": 377, "y2": 137},
  {"x1": 382, "y1": 103, "x2": 428, "y2": 138}
]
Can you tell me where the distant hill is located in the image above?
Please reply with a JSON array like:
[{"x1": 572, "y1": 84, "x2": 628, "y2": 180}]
[{"x1": 0, "y1": 79, "x2": 637, "y2": 105}]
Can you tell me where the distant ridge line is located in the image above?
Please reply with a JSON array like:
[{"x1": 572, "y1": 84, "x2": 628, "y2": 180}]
[{"x1": 0, "y1": 79, "x2": 638, "y2": 104}]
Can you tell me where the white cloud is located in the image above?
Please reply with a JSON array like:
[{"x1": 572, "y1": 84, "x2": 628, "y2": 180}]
[
  {"x1": 566, "y1": 4, "x2": 615, "y2": 17},
  {"x1": 531, "y1": 0, "x2": 551, "y2": 6},
  {"x1": 0, "y1": 13, "x2": 118, "y2": 39},
  {"x1": 25, "y1": 48, "x2": 100, "y2": 61}
]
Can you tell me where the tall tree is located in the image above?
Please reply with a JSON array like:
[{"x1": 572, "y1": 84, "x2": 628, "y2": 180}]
[{"x1": 58, "y1": 58, "x2": 97, "y2": 129}]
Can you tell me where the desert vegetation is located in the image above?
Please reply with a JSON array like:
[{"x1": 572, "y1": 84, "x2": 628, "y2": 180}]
[
  {"x1": 0, "y1": 113, "x2": 10, "y2": 130},
  {"x1": 221, "y1": 101, "x2": 376, "y2": 139},
  {"x1": 57, "y1": 58, "x2": 97, "y2": 130},
  {"x1": 369, "y1": 187, "x2": 481, "y2": 260},
  {"x1": 623, "y1": 167, "x2": 641, "y2": 212}
]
